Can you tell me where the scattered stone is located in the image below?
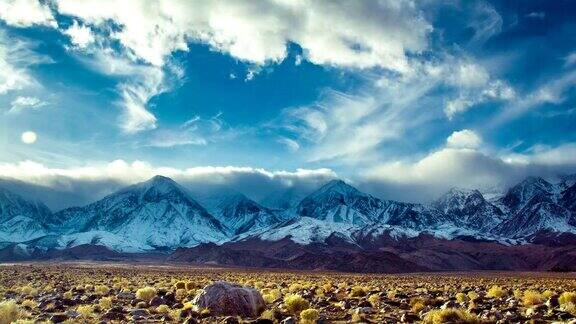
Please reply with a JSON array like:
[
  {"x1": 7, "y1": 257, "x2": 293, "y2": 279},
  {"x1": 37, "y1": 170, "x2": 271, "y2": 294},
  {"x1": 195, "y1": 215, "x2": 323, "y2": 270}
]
[
  {"x1": 193, "y1": 281, "x2": 266, "y2": 317},
  {"x1": 49, "y1": 314, "x2": 69, "y2": 323},
  {"x1": 280, "y1": 317, "x2": 296, "y2": 324},
  {"x1": 401, "y1": 312, "x2": 420, "y2": 322}
]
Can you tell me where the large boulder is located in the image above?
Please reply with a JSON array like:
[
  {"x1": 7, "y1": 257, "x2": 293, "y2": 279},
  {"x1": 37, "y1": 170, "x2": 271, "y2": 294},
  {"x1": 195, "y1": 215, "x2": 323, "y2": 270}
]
[{"x1": 193, "y1": 281, "x2": 265, "y2": 317}]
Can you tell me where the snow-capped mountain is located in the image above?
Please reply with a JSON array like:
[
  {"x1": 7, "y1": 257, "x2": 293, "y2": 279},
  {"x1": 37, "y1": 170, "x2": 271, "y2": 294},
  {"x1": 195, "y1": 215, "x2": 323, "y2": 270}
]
[
  {"x1": 194, "y1": 190, "x2": 282, "y2": 235},
  {"x1": 433, "y1": 188, "x2": 505, "y2": 231},
  {"x1": 499, "y1": 177, "x2": 558, "y2": 213},
  {"x1": 1, "y1": 174, "x2": 576, "y2": 255},
  {"x1": 296, "y1": 180, "x2": 391, "y2": 225},
  {"x1": 0, "y1": 188, "x2": 54, "y2": 242},
  {"x1": 295, "y1": 179, "x2": 453, "y2": 230},
  {"x1": 54, "y1": 175, "x2": 227, "y2": 249}
]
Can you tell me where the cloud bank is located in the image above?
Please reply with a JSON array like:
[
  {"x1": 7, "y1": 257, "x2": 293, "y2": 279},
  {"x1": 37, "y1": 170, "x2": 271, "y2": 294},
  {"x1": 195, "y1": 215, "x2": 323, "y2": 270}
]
[{"x1": 0, "y1": 160, "x2": 337, "y2": 207}]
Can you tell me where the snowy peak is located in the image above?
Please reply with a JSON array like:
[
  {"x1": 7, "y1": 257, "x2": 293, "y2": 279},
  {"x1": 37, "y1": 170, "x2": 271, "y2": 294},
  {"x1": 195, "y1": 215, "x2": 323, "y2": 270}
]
[
  {"x1": 0, "y1": 188, "x2": 53, "y2": 242},
  {"x1": 433, "y1": 187, "x2": 504, "y2": 231},
  {"x1": 55, "y1": 175, "x2": 227, "y2": 249},
  {"x1": 311, "y1": 179, "x2": 363, "y2": 198},
  {"x1": 500, "y1": 177, "x2": 556, "y2": 211},
  {"x1": 120, "y1": 175, "x2": 190, "y2": 203},
  {"x1": 204, "y1": 191, "x2": 281, "y2": 235},
  {"x1": 433, "y1": 188, "x2": 486, "y2": 213},
  {"x1": 296, "y1": 180, "x2": 386, "y2": 226}
]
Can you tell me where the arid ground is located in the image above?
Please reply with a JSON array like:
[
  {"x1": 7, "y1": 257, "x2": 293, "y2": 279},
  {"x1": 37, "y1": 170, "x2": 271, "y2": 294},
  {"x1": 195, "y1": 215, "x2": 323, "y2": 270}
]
[{"x1": 1, "y1": 263, "x2": 576, "y2": 323}]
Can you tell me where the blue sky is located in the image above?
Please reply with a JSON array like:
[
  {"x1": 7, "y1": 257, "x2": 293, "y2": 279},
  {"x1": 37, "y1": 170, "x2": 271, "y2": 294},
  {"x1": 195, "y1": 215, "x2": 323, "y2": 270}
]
[{"x1": 0, "y1": 0, "x2": 576, "y2": 203}]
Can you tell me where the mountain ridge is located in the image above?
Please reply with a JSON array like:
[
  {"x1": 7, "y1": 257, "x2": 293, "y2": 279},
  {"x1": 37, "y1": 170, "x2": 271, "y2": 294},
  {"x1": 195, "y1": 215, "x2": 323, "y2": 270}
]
[{"x1": 1, "y1": 174, "x2": 576, "y2": 272}]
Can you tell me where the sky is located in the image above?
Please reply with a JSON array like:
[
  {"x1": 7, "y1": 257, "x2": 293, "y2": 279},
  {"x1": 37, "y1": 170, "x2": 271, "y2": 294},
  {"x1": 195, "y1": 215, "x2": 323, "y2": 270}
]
[{"x1": 0, "y1": 0, "x2": 576, "y2": 205}]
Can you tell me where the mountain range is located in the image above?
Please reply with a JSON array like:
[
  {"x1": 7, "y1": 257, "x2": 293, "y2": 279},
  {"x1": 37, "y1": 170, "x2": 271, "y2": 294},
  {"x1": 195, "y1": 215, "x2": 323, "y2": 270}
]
[{"x1": 1, "y1": 174, "x2": 576, "y2": 272}]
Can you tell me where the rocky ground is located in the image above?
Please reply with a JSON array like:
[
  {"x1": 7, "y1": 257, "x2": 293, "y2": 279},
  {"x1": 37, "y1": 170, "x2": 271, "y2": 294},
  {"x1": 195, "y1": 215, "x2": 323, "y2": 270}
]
[{"x1": 0, "y1": 263, "x2": 576, "y2": 323}]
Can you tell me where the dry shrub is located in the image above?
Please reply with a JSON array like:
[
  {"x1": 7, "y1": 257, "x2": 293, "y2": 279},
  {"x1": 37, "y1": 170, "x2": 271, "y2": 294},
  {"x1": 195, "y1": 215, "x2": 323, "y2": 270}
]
[
  {"x1": 99, "y1": 297, "x2": 113, "y2": 309},
  {"x1": 0, "y1": 300, "x2": 24, "y2": 324},
  {"x1": 561, "y1": 302, "x2": 576, "y2": 316},
  {"x1": 156, "y1": 304, "x2": 170, "y2": 314},
  {"x1": 423, "y1": 308, "x2": 479, "y2": 324},
  {"x1": 94, "y1": 285, "x2": 110, "y2": 296},
  {"x1": 368, "y1": 294, "x2": 380, "y2": 306},
  {"x1": 289, "y1": 283, "x2": 303, "y2": 293},
  {"x1": 486, "y1": 285, "x2": 506, "y2": 298},
  {"x1": 63, "y1": 291, "x2": 73, "y2": 299},
  {"x1": 20, "y1": 300, "x2": 37, "y2": 309},
  {"x1": 284, "y1": 294, "x2": 310, "y2": 315},
  {"x1": 174, "y1": 281, "x2": 186, "y2": 290},
  {"x1": 19, "y1": 286, "x2": 37, "y2": 297},
  {"x1": 136, "y1": 286, "x2": 157, "y2": 301},
  {"x1": 467, "y1": 291, "x2": 479, "y2": 301},
  {"x1": 185, "y1": 282, "x2": 195, "y2": 291},
  {"x1": 349, "y1": 286, "x2": 367, "y2": 297},
  {"x1": 523, "y1": 290, "x2": 544, "y2": 307},
  {"x1": 260, "y1": 309, "x2": 275, "y2": 321},
  {"x1": 176, "y1": 288, "x2": 188, "y2": 300},
  {"x1": 76, "y1": 305, "x2": 94, "y2": 318},
  {"x1": 263, "y1": 289, "x2": 282, "y2": 304},
  {"x1": 300, "y1": 308, "x2": 319, "y2": 324},
  {"x1": 456, "y1": 292, "x2": 468, "y2": 303},
  {"x1": 542, "y1": 290, "x2": 555, "y2": 299},
  {"x1": 559, "y1": 292, "x2": 576, "y2": 306}
]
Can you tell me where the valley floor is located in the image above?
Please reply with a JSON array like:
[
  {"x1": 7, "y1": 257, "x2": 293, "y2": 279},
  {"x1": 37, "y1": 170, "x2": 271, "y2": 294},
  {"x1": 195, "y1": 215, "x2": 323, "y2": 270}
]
[{"x1": 0, "y1": 263, "x2": 576, "y2": 323}]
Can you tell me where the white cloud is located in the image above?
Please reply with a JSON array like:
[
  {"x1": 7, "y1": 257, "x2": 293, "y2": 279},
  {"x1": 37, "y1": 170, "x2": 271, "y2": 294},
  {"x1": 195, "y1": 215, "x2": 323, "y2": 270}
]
[
  {"x1": 525, "y1": 12, "x2": 545, "y2": 19},
  {"x1": 0, "y1": 32, "x2": 51, "y2": 94},
  {"x1": 565, "y1": 52, "x2": 576, "y2": 67},
  {"x1": 362, "y1": 140, "x2": 576, "y2": 202},
  {"x1": 55, "y1": 0, "x2": 430, "y2": 73},
  {"x1": 63, "y1": 20, "x2": 95, "y2": 49},
  {"x1": 8, "y1": 96, "x2": 47, "y2": 113},
  {"x1": 278, "y1": 137, "x2": 300, "y2": 152},
  {"x1": 43, "y1": 0, "x2": 431, "y2": 134},
  {"x1": 143, "y1": 114, "x2": 240, "y2": 148},
  {"x1": 0, "y1": 159, "x2": 337, "y2": 201},
  {"x1": 77, "y1": 51, "x2": 173, "y2": 133},
  {"x1": 491, "y1": 70, "x2": 576, "y2": 126},
  {"x1": 449, "y1": 62, "x2": 490, "y2": 88},
  {"x1": 446, "y1": 129, "x2": 482, "y2": 149},
  {"x1": 0, "y1": 0, "x2": 57, "y2": 28},
  {"x1": 444, "y1": 61, "x2": 515, "y2": 119},
  {"x1": 468, "y1": 1, "x2": 502, "y2": 46}
]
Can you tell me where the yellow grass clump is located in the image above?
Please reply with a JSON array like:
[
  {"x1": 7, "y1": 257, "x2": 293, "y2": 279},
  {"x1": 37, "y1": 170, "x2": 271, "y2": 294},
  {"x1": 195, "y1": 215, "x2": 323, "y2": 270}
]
[
  {"x1": 94, "y1": 285, "x2": 110, "y2": 296},
  {"x1": 174, "y1": 281, "x2": 186, "y2": 290},
  {"x1": 300, "y1": 308, "x2": 320, "y2": 324},
  {"x1": 349, "y1": 286, "x2": 367, "y2": 297},
  {"x1": 456, "y1": 292, "x2": 468, "y2": 303},
  {"x1": 0, "y1": 300, "x2": 24, "y2": 324},
  {"x1": 423, "y1": 308, "x2": 479, "y2": 324},
  {"x1": 76, "y1": 305, "x2": 94, "y2": 318},
  {"x1": 263, "y1": 289, "x2": 282, "y2": 304},
  {"x1": 20, "y1": 299, "x2": 37, "y2": 309},
  {"x1": 136, "y1": 286, "x2": 157, "y2": 301},
  {"x1": 559, "y1": 292, "x2": 576, "y2": 306},
  {"x1": 522, "y1": 290, "x2": 544, "y2": 307},
  {"x1": 156, "y1": 304, "x2": 170, "y2": 314},
  {"x1": 486, "y1": 285, "x2": 507, "y2": 298},
  {"x1": 99, "y1": 296, "x2": 113, "y2": 309},
  {"x1": 284, "y1": 294, "x2": 310, "y2": 315}
]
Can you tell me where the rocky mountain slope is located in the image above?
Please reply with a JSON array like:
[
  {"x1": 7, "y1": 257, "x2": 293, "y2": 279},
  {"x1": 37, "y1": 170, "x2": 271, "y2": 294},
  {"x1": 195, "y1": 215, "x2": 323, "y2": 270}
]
[{"x1": 1, "y1": 174, "x2": 576, "y2": 272}]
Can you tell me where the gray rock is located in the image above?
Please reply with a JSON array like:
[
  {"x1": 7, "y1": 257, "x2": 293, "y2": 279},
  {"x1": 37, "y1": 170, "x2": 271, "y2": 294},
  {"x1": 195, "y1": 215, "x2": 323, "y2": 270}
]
[
  {"x1": 281, "y1": 317, "x2": 296, "y2": 324},
  {"x1": 130, "y1": 309, "x2": 150, "y2": 317},
  {"x1": 193, "y1": 281, "x2": 265, "y2": 318}
]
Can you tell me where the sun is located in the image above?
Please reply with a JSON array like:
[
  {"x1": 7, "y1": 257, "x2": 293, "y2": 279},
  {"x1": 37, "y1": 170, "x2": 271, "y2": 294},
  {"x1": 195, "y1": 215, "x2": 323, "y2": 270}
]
[{"x1": 21, "y1": 131, "x2": 37, "y2": 144}]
